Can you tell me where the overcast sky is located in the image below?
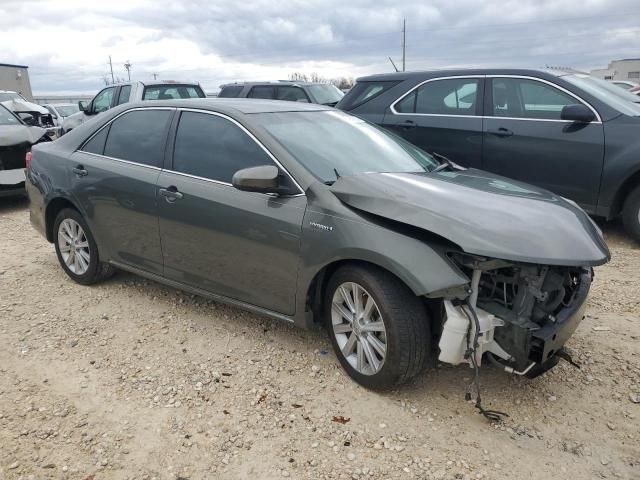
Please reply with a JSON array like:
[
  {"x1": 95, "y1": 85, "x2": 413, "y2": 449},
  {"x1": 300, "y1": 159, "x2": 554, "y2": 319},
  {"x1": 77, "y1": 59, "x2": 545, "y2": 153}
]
[{"x1": 2, "y1": 0, "x2": 639, "y2": 94}]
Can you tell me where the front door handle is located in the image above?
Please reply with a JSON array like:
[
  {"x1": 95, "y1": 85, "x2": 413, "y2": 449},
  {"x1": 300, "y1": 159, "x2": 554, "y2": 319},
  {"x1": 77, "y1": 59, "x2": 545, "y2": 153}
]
[
  {"x1": 72, "y1": 165, "x2": 88, "y2": 177},
  {"x1": 487, "y1": 127, "x2": 514, "y2": 137},
  {"x1": 159, "y1": 186, "x2": 183, "y2": 202},
  {"x1": 400, "y1": 120, "x2": 416, "y2": 130}
]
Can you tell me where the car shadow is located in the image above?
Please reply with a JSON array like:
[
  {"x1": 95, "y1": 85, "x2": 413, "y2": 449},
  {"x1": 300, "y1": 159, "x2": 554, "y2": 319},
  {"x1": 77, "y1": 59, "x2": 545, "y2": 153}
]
[{"x1": 0, "y1": 194, "x2": 28, "y2": 214}]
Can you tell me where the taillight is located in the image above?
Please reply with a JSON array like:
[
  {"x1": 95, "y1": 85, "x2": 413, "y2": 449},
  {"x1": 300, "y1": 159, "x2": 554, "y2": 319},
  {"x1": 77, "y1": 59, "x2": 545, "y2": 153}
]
[{"x1": 25, "y1": 151, "x2": 32, "y2": 169}]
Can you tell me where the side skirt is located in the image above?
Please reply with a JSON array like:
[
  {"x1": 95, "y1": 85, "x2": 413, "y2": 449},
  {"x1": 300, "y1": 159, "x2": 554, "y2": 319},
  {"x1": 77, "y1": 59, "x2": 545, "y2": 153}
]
[{"x1": 109, "y1": 260, "x2": 295, "y2": 325}]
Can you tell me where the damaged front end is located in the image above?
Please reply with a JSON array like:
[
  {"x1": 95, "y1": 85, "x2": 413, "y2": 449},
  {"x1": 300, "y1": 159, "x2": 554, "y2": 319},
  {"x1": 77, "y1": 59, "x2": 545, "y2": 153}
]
[{"x1": 437, "y1": 253, "x2": 591, "y2": 378}]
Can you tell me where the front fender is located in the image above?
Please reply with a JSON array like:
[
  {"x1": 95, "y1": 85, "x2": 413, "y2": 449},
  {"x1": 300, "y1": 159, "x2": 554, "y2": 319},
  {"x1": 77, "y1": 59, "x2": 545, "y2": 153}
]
[{"x1": 292, "y1": 207, "x2": 469, "y2": 328}]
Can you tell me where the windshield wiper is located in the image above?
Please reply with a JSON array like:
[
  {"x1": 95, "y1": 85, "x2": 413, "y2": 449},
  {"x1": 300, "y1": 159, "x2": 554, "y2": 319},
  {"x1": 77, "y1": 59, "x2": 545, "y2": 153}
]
[
  {"x1": 431, "y1": 152, "x2": 465, "y2": 173},
  {"x1": 322, "y1": 101, "x2": 339, "y2": 107}
]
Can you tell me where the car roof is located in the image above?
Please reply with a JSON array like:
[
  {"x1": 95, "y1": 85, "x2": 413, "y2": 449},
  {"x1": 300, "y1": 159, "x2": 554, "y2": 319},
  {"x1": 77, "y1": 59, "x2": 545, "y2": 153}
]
[
  {"x1": 44, "y1": 103, "x2": 77, "y2": 107},
  {"x1": 124, "y1": 98, "x2": 333, "y2": 114},
  {"x1": 220, "y1": 81, "x2": 328, "y2": 88},
  {"x1": 354, "y1": 67, "x2": 582, "y2": 82}
]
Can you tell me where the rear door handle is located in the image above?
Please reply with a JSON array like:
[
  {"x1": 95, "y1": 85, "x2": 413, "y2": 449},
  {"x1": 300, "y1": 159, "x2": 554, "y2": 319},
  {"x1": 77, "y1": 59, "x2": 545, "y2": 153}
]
[
  {"x1": 159, "y1": 186, "x2": 183, "y2": 202},
  {"x1": 400, "y1": 120, "x2": 416, "y2": 130},
  {"x1": 72, "y1": 165, "x2": 88, "y2": 177},
  {"x1": 487, "y1": 128, "x2": 514, "y2": 137}
]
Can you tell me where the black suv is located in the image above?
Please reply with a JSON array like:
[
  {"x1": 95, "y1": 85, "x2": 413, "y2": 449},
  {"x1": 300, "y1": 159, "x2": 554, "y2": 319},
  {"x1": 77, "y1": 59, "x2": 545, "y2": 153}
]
[
  {"x1": 337, "y1": 69, "x2": 640, "y2": 240},
  {"x1": 218, "y1": 81, "x2": 344, "y2": 106}
]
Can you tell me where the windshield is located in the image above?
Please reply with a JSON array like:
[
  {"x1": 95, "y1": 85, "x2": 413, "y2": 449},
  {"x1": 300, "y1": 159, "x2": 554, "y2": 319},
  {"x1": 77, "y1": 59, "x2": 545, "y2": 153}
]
[
  {"x1": 256, "y1": 110, "x2": 438, "y2": 183},
  {"x1": 0, "y1": 92, "x2": 24, "y2": 102},
  {"x1": 563, "y1": 74, "x2": 640, "y2": 116},
  {"x1": 306, "y1": 84, "x2": 344, "y2": 105},
  {"x1": 143, "y1": 84, "x2": 205, "y2": 100},
  {"x1": 55, "y1": 105, "x2": 79, "y2": 117},
  {"x1": 0, "y1": 105, "x2": 20, "y2": 125}
]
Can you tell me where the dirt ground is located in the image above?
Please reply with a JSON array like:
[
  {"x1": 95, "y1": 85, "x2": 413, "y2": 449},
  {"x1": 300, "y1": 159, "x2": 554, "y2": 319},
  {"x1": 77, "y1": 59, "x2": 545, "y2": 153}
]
[{"x1": 0, "y1": 196, "x2": 638, "y2": 480}]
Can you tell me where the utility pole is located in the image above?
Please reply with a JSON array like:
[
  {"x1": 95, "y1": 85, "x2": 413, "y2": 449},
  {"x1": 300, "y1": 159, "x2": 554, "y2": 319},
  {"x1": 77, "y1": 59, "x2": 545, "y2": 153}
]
[
  {"x1": 108, "y1": 56, "x2": 115, "y2": 84},
  {"x1": 124, "y1": 61, "x2": 132, "y2": 81},
  {"x1": 402, "y1": 18, "x2": 406, "y2": 72}
]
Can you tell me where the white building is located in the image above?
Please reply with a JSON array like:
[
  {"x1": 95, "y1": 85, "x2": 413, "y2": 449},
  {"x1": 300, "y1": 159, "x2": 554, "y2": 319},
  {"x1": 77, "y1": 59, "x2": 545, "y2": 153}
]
[{"x1": 591, "y1": 58, "x2": 640, "y2": 81}]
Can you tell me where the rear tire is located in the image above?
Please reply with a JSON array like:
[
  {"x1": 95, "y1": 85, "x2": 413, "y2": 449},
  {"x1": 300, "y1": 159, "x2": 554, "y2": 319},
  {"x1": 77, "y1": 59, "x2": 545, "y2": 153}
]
[
  {"x1": 324, "y1": 264, "x2": 430, "y2": 389},
  {"x1": 53, "y1": 208, "x2": 115, "y2": 285},
  {"x1": 622, "y1": 185, "x2": 640, "y2": 242}
]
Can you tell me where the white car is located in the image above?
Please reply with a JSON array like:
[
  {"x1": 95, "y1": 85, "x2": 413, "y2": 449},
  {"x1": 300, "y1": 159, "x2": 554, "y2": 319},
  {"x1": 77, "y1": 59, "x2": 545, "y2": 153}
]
[
  {"x1": 63, "y1": 81, "x2": 205, "y2": 133},
  {"x1": 42, "y1": 103, "x2": 80, "y2": 133},
  {"x1": 0, "y1": 90, "x2": 55, "y2": 129}
]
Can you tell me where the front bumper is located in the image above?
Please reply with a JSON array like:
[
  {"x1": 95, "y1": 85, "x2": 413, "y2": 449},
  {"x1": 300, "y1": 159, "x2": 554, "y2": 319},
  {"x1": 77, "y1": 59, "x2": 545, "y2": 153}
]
[{"x1": 528, "y1": 270, "x2": 591, "y2": 365}]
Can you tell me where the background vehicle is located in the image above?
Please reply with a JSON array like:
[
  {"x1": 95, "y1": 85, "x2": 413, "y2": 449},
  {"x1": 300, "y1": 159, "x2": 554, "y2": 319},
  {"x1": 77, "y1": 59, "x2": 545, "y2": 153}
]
[
  {"x1": 611, "y1": 80, "x2": 639, "y2": 90},
  {"x1": 0, "y1": 104, "x2": 49, "y2": 197},
  {"x1": 42, "y1": 103, "x2": 80, "y2": 135},
  {"x1": 218, "y1": 81, "x2": 344, "y2": 106},
  {"x1": 0, "y1": 90, "x2": 55, "y2": 129},
  {"x1": 337, "y1": 68, "x2": 640, "y2": 240},
  {"x1": 63, "y1": 80, "x2": 205, "y2": 133},
  {"x1": 26, "y1": 99, "x2": 608, "y2": 393}
]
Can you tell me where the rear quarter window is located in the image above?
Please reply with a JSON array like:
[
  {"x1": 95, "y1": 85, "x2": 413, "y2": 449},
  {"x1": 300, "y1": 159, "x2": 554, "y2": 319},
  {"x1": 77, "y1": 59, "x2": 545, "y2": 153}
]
[{"x1": 337, "y1": 80, "x2": 400, "y2": 110}]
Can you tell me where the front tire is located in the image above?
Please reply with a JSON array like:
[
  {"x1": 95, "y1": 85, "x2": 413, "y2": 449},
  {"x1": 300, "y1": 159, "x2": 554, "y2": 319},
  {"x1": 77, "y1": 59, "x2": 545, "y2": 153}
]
[
  {"x1": 622, "y1": 185, "x2": 640, "y2": 242},
  {"x1": 53, "y1": 208, "x2": 115, "y2": 285},
  {"x1": 325, "y1": 264, "x2": 431, "y2": 389}
]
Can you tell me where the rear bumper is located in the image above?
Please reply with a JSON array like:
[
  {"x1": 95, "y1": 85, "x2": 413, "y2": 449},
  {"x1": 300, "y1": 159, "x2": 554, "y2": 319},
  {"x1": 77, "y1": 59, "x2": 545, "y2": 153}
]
[
  {"x1": 25, "y1": 169, "x2": 47, "y2": 239},
  {"x1": 0, "y1": 169, "x2": 26, "y2": 197}
]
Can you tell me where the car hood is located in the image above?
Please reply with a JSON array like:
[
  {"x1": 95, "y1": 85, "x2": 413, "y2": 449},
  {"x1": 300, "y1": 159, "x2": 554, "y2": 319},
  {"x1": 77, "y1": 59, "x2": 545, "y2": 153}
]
[
  {"x1": 330, "y1": 169, "x2": 610, "y2": 266},
  {"x1": 0, "y1": 124, "x2": 47, "y2": 146},
  {"x1": 1, "y1": 99, "x2": 49, "y2": 114}
]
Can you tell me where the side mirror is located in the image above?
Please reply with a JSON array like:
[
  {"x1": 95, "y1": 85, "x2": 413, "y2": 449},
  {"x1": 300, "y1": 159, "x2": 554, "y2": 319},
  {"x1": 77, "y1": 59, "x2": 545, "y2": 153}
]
[
  {"x1": 560, "y1": 104, "x2": 596, "y2": 123},
  {"x1": 232, "y1": 165, "x2": 280, "y2": 194},
  {"x1": 78, "y1": 100, "x2": 89, "y2": 113},
  {"x1": 18, "y1": 113, "x2": 35, "y2": 126}
]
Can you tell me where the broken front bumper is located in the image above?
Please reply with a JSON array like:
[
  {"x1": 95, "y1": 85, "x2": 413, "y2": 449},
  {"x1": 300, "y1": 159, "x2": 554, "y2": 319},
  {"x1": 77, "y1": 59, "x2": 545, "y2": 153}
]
[{"x1": 528, "y1": 269, "x2": 591, "y2": 366}]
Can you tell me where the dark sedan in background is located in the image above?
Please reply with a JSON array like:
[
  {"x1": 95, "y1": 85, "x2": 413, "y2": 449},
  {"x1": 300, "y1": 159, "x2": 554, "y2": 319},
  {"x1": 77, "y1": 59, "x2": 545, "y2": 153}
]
[
  {"x1": 337, "y1": 69, "x2": 640, "y2": 240},
  {"x1": 25, "y1": 99, "x2": 608, "y2": 395}
]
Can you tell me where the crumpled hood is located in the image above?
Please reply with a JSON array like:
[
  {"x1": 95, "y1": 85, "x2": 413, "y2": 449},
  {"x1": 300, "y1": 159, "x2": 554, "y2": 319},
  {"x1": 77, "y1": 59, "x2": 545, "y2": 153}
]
[
  {"x1": 330, "y1": 170, "x2": 610, "y2": 266},
  {"x1": 0, "y1": 124, "x2": 47, "y2": 146},
  {"x1": 1, "y1": 99, "x2": 49, "y2": 114}
]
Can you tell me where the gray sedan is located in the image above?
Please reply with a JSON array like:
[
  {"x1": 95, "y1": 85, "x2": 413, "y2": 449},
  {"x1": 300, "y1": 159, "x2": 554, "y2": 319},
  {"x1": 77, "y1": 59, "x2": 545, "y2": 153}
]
[{"x1": 26, "y1": 99, "x2": 608, "y2": 396}]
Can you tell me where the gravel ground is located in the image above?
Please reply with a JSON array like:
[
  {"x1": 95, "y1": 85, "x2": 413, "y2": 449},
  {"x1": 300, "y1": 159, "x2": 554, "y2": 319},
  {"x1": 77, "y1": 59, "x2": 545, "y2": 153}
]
[{"x1": 0, "y1": 196, "x2": 638, "y2": 480}]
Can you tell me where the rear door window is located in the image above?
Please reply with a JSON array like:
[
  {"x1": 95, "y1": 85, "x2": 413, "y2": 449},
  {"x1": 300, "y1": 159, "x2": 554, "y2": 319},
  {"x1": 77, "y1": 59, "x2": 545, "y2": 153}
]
[
  {"x1": 103, "y1": 109, "x2": 173, "y2": 167},
  {"x1": 116, "y1": 85, "x2": 132, "y2": 105},
  {"x1": 276, "y1": 86, "x2": 309, "y2": 102},
  {"x1": 248, "y1": 86, "x2": 275, "y2": 99},
  {"x1": 337, "y1": 81, "x2": 400, "y2": 110},
  {"x1": 142, "y1": 85, "x2": 205, "y2": 100},
  {"x1": 218, "y1": 85, "x2": 243, "y2": 98},
  {"x1": 395, "y1": 78, "x2": 479, "y2": 115}
]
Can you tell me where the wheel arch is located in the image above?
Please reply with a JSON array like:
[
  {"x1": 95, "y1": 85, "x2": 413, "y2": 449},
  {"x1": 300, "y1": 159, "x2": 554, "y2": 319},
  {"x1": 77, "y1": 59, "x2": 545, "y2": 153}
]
[
  {"x1": 44, "y1": 196, "x2": 80, "y2": 242},
  {"x1": 301, "y1": 257, "x2": 445, "y2": 329},
  {"x1": 611, "y1": 168, "x2": 640, "y2": 218}
]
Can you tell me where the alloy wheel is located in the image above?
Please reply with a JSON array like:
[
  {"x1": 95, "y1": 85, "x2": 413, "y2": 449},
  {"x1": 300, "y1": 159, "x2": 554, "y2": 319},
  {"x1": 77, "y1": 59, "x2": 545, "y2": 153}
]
[
  {"x1": 57, "y1": 218, "x2": 90, "y2": 275},
  {"x1": 331, "y1": 282, "x2": 387, "y2": 375}
]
